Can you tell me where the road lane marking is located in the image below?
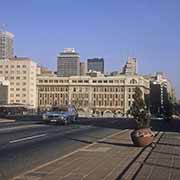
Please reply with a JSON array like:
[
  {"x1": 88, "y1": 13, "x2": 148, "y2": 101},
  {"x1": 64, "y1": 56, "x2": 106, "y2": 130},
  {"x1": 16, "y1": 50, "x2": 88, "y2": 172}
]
[
  {"x1": 0, "y1": 124, "x2": 46, "y2": 133},
  {"x1": 12, "y1": 129, "x2": 129, "y2": 180},
  {"x1": 9, "y1": 134, "x2": 47, "y2": 144}
]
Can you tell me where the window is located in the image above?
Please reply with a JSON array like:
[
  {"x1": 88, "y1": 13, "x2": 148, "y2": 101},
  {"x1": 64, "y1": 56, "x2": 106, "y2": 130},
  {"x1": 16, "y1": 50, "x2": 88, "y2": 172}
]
[
  {"x1": 84, "y1": 80, "x2": 89, "y2": 83},
  {"x1": 22, "y1": 65, "x2": 26, "y2": 68},
  {"x1": 17, "y1": 65, "x2": 20, "y2": 68},
  {"x1": 16, "y1": 88, "x2": 20, "y2": 91},
  {"x1": 109, "y1": 80, "x2": 113, "y2": 83},
  {"x1": 16, "y1": 76, "x2": 20, "y2": 80},
  {"x1": 130, "y1": 79, "x2": 137, "y2": 84}
]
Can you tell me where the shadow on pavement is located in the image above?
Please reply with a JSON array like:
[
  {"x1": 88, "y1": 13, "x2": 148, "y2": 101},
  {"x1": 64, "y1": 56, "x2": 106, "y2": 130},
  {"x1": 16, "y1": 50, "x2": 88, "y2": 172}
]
[
  {"x1": 98, "y1": 141, "x2": 135, "y2": 147},
  {"x1": 76, "y1": 118, "x2": 136, "y2": 130}
]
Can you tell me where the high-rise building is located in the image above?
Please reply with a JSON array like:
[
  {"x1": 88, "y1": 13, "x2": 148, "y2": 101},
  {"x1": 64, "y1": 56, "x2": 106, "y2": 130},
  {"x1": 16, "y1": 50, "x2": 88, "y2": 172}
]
[
  {"x1": 149, "y1": 72, "x2": 175, "y2": 116},
  {"x1": 80, "y1": 62, "x2": 87, "y2": 76},
  {"x1": 0, "y1": 31, "x2": 14, "y2": 59},
  {"x1": 87, "y1": 58, "x2": 104, "y2": 73},
  {"x1": 122, "y1": 57, "x2": 137, "y2": 75},
  {"x1": 0, "y1": 57, "x2": 37, "y2": 108},
  {"x1": 57, "y1": 48, "x2": 80, "y2": 77}
]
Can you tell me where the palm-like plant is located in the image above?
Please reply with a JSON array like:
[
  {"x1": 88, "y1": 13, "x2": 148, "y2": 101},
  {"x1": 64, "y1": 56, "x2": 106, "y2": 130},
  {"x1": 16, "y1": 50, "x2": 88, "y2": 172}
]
[{"x1": 129, "y1": 87, "x2": 151, "y2": 129}]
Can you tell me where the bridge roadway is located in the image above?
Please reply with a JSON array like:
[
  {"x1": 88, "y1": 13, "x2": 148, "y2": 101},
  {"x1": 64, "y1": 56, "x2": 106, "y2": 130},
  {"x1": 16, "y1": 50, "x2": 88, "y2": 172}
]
[{"x1": 0, "y1": 118, "x2": 132, "y2": 180}]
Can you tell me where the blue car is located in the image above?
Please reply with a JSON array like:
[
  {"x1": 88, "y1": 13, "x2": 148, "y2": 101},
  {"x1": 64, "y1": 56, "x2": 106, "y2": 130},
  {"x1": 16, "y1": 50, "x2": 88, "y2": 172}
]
[{"x1": 42, "y1": 105, "x2": 78, "y2": 125}]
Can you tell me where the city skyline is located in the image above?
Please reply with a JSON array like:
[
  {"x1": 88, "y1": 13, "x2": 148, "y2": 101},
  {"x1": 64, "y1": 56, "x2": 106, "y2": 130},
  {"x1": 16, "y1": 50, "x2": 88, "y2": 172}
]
[{"x1": 0, "y1": 0, "x2": 180, "y2": 98}]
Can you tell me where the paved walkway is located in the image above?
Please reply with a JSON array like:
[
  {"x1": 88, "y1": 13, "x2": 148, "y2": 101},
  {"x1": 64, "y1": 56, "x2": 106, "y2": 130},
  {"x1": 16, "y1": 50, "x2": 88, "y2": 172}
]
[
  {"x1": 135, "y1": 131, "x2": 180, "y2": 180},
  {"x1": 13, "y1": 124, "x2": 180, "y2": 180},
  {"x1": 13, "y1": 129, "x2": 159, "y2": 180}
]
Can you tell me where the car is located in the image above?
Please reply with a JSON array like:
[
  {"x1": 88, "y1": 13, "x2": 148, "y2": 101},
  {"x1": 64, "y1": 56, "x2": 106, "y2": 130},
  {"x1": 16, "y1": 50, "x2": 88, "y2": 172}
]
[{"x1": 42, "y1": 105, "x2": 78, "y2": 125}]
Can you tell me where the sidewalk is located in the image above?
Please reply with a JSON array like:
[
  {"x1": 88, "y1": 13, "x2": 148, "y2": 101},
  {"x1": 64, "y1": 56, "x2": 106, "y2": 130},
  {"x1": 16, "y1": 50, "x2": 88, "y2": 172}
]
[
  {"x1": 134, "y1": 131, "x2": 180, "y2": 180},
  {"x1": 13, "y1": 129, "x2": 160, "y2": 180}
]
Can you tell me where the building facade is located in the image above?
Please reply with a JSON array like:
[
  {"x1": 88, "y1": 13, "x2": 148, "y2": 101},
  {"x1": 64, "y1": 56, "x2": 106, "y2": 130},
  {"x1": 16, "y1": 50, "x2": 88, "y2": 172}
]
[
  {"x1": 0, "y1": 57, "x2": 37, "y2": 108},
  {"x1": 0, "y1": 31, "x2": 14, "y2": 59},
  {"x1": 57, "y1": 48, "x2": 80, "y2": 77},
  {"x1": 37, "y1": 75, "x2": 149, "y2": 117},
  {"x1": 0, "y1": 77, "x2": 9, "y2": 104},
  {"x1": 80, "y1": 62, "x2": 87, "y2": 76},
  {"x1": 149, "y1": 72, "x2": 175, "y2": 116},
  {"x1": 122, "y1": 57, "x2": 137, "y2": 75},
  {"x1": 87, "y1": 58, "x2": 104, "y2": 73}
]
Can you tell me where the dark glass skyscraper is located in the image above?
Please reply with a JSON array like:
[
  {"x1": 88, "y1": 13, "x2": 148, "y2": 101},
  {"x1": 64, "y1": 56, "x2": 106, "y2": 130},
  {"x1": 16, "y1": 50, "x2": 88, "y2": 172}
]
[
  {"x1": 87, "y1": 58, "x2": 104, "y2": 73},
  {"x1": 57, "y1": 48, "x2": 80, "y2": 77}
]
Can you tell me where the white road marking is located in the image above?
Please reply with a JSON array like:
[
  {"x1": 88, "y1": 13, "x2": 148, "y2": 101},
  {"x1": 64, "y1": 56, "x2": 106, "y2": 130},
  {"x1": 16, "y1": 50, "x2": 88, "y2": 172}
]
[
  {"x1": 0, "y1": 124, "x2": 46, "y2": 133},
  {"x1": 9, "y1": 134, "x2": 47, "y2": 144}
]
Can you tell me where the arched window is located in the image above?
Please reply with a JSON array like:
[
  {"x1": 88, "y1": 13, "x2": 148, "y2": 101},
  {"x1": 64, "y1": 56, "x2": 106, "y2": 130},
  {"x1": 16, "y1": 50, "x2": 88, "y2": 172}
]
[{"x1": 130, "y1": 79, "x2": 137, "y2": 84}]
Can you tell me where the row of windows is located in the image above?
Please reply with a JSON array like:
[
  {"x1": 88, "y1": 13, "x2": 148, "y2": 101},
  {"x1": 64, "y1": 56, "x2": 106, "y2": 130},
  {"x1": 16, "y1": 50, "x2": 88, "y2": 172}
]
[
  {"x1": 10, "y1": 94, "x2": 27, "y2": 97},
  {"x1": 39, "y1": 94, "x2": 68, "y2": 98},
  {"x1": 93, "y1": 87, "x2": 125, "y2": 92},
  {"x1": 10, "y1": 88, "x2": 27, "y2": 91},
  {"x1": 10, "y1": 100, "x2": 26, "y2": 103},
  {"x1": 39, "y1": 87, "x2": 69, "y2": 92},
  {"x1": 38, "y1": 79, "x2": 128, "y2": 84},
  {"x1": 0, "y1": 65, "x2": 27, "y2": 68},
  {"x1": 94, "y1": 94, "x2": 124, "y2": 99},
  {"x1": 0, "y1": 70, "x2": 27, "y2": 74},
  {"x1": 93, "y1": 100, "x2": 124, "y2": 107},
  {"x1": 39, "y1": 79, "x2": 69, "y2": 83}
]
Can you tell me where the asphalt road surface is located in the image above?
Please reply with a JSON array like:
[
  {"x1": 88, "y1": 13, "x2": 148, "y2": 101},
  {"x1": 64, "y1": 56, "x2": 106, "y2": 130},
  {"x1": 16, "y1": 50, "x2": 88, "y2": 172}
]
[{"x1": 0, "y1": 118, "x2": 132, "y2": 180}]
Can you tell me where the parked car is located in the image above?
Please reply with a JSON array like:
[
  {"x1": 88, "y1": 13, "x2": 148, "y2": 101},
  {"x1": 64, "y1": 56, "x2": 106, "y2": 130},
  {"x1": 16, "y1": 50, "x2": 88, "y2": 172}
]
[{"x1": 42, "y1": 105, "x2": 78, "y2": 125}]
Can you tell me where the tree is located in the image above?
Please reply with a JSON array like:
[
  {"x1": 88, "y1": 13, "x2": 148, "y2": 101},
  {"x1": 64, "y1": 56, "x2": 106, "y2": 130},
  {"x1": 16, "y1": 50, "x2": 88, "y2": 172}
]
[
  {"x1": 163, "y1": 97, "x2": 174, "y2": 122},
  {"x1": 129, "y1": 87, "x2": 151, "y2": 129}
]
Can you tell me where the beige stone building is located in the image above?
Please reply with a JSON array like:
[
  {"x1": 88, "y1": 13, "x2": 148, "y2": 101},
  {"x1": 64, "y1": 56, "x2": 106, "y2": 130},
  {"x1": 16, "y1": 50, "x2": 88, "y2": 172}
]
[
  {"x1": 0, "y1": 57, "x2": 37, "y2": 108},
  {"x1": 37, "y1": 75, "x2": 149, "y2": 117},
  {"x1": 0, "y1": 77, "x2": 9, "y2": 104}
]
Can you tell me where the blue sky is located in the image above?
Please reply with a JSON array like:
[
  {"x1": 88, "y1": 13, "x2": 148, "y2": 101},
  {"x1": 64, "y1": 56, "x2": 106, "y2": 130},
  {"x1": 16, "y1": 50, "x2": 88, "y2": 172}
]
[{"x1": 1, "y1": 0, "x2": 180, "y2": 98}]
